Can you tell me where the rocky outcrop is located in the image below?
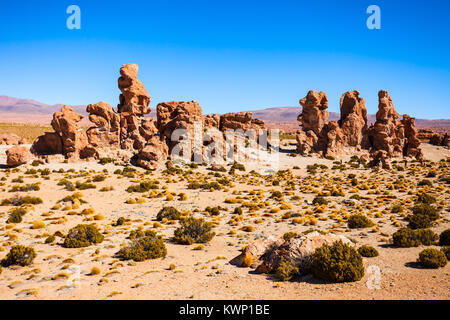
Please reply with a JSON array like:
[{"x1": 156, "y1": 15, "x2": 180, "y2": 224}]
[
  {"x1": 51, "y1": 105, "x2": 90, "y2": 160},
  {"x1": 0, "y1": 133, "x2": 26, "y2": 145},
  {"x1": 367, "y1": 91, "x2": 423, "y2": 166},
  {"x1": 6, "y1": 145, "x2": 32, "y2": 167},
  {"x1": 419, "y1": 129, "x2": 449, "y2": 147},
  {"x1": 339, "y1": 91, "x2": 368, "y2": 147},
  {"x1": 30, "y1": 64, "x2": 267, "y2": 168},
  {"x1": 295, "y1": 89, "x2": 423, "y2": 164},
  {"x1": 220, "y1": 112, "x2": 266, "y2": 132},
  {"x1": 230, "y1": 232, "x2": 352, "y2": 274}
]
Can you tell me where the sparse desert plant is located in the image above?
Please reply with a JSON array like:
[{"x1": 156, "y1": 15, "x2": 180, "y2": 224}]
[
  {"x1": 312, "y1": 196, "x2": 328, "y2": 206},
  {"x1": 2, "y1": 245, "x2": 36, "y2": 267},
  {"x1": 63, "y1": 224, "x2": 104, "y2": 248},
  {"x1": 347, "y1": 214, "x2": 374, "y2": 229},
  {"x1": 275, "y1": 260, "x2": 299, "y2": 281},
  {"x1": 90, "y1": 266, "x2": 101, "y2": 275},
  {"x1": 392, "y1": 228, "x2": 438, "y2": 247},
  {"x1": 117, "y1": 234, "x2": 167, "y2": 262},
  {"x1": 156, "y1": 206, "x2": 182, "y2": 221},
  {"x1": 45, "y1": 235, "x2": 55, "y2": 244},
  {"x1": 439, "y1": 229, "x2": 450, "y2": 246},
  {"x1": 174, "y1": 217, "x2": 215, "y2": 245},
  {"x1": 282, "y1": 231, "x2": 298, "y2": 241},
  {"x1": 310, "y1": 240, "x2": 364, "y2": 283},
  {"x1": 417, "y1": 248, "x2": 447, "y2": 268},
  {"x1": 241, "y1": 253, "x2": 253, "y2": 267},
  {"x1": 357, "y1": 245, "x2": 379, "y2": 257},
  {"x1": 416, "y1": 193, "x2": 436, "y2": 204}
]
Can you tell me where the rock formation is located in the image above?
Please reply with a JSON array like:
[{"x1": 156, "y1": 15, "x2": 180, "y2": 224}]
[
  {"x1": 6, "y1": 145, "x2": 32, "y2": 167},
  {"x1": 230, "y1": 232, "x2": 352, "y2": 274},
  {"x1": 295, "y1": 89, "x2": 423, "y2": 165},
  {"x1": 0, "y1": 133, "x2": 26, "y2": 145},
  {"x1": 418, "y1": 129, "x2": 449, "y2": 147},
  {"x1": 30, "y1": 63, "x2": 266, "y2": 169}
]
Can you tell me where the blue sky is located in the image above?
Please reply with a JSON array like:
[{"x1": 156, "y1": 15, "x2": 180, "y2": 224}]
[{"x1": 0, "y1": 0, "x2": 449, "y2": 118}]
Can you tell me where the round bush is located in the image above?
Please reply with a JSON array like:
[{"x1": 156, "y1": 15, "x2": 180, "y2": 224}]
[
  {"x1": 117, "y1": 235, "x2": 167, "y2": 262},
  {"x1": 2, "y1": 245, "x2": 36, "y2": 267},
  {"x1": 347, "y1": 214, "x2": 374, "y2": 229},
  {"x1": 417, "y1": 249, "x2": 447, "y2": 268},
  {"x1": 411, "y1": 204, "x2": 439, "y2": 220},
  {"x1": 63, "y1": 224, "x2": 105, "y2": 248},
  {"x1": 439, "y1": 229, "x2": 450, "y2": 246},
  {"x1": 310, "y1": 240, "x2": 364, "y2": 283},
  {"x1": 392, "y1": 228, "x2": 438, "y2": 247},
  {"x1": 357, "y1": 245, "x2": 379, "y2": 257},
  {"x1": 312, "y1": 196, "x2": 328, "y2": 206},
  {"x1": 275, "y1": 260, "x2": 299, "y2": 281},
  {"x1": 174, "y1": 217, "x2": 215, "y2": 245},
  {"x1": 408, "y1": 214, "x2": 433, "y2": 229},
  {"x1": 156, "y1": 206, "x2": 182, "y2": 221}
]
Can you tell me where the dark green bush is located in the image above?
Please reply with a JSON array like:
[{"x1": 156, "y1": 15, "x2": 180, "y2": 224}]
[
  {"x1": 275, "y1": 260, "x2": 299, "y2": 281},
  {"x1": 312, "y1": 196, "x2": 328, "y2": 206},
  {"x1": 391, "y1": 204, "x2": 403, "y2": 213},
  {"x1": 417, "y1": 249, "x2": 447, "y2": 268},
  {"x1": 439, "y1": 229, "x2": 450, "y2": 246},
  {"x1": 416, "y1": 193, "x2": 436, "y2": 204},
  {"x1": 310, "y1": 241, "x2": 364, "y2": 283},
  {"x1": 418, "y1": 179, "x2": 432, "y2": 187},
  {"x1": 408, "y1": 214, "x2": 433, "y2": 229},
  {"x1": 7, "y1": 207, "x2": 27, "y2": 223},
  {"x1": 63, "y1": 224, "x2": 104, "y2": 248},
  {"x1": 357, "y1": 245, "x2": 379, "y2": 257},
  {"x1": 233, "y1": 207, "x2": 243, "y2": 215},
  {"x1": 441, "y1": 246, "x2": 450, "y2": 260},
  {"x1": 156, "y1": 206, "x2": 182, "y2": 221},
  {"x1": 282, "y1": 231, "x2": 298, "y2": 241},
  {"x1": 45, "y1": 235, "x2": 56, "y2": 244},
  {"x1": 115, "y1": 217, "x2": 125, "y2": 226},
  {"x1": 174, "y1": 217, "x2": 215, "y2": 245},
  {"x1": 117, "y1": 235, "x2": 167, "y2": 262},
  {"x1": 392, "y1": 228, "x2": 438, "y2": 247},
  {"x1": 205, "y1": 206, "x2": 220, "y2": 216},
  {"x1": 127, "y1": 181, "x2": 158, "y2": 193},
  {"x1": 347, "y1": 214, "x2": 374, "y2": 229},
  {"x1": 1, "y1": 196, "x2": 43, "y2": 206},
  {"x1": 411, "y1": 204, "x2": 439, "y2": 220},
  {"x1": 129, "y1": 229, "x2": 156, "y2": 240},
  {"x1": 2, "y1": 245, "x2": 36, "y2": 267}
]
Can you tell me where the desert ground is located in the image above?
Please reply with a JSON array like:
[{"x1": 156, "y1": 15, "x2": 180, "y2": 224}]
[{"x1": 0, "y1": 140, "x2": 449, "y2": 300}]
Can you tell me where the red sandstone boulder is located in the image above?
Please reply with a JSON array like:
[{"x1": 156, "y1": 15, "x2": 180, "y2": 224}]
[
  {"x1": 298, "y1": 90, "x2": 329, "y2": 135},
  {"x1": 117, "y1": 64, "x2": 150, "y2": 115},
  {"x1": 0, "y1": 133, "x2": 26, "y2": 145},
  {"x1": 6, "y1": 145, "x2": 32, "y2": 167}
]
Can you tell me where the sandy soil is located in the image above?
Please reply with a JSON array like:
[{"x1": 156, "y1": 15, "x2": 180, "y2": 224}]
[{"x1": 0, "y1": 142, "x2": 449, "y2": 300}]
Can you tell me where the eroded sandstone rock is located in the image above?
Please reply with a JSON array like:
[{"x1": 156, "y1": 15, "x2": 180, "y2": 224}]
[
  {"x1": 6, "y1": 145, "x2": 32, "y2": 167},
  {"x1": 0, "y1": 133, "x2": 26, "y2": 145}
]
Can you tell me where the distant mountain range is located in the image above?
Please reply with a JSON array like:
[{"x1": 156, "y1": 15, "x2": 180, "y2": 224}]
[{"x1": 1, "y1": 95, "x2": 449, "y2": 132}]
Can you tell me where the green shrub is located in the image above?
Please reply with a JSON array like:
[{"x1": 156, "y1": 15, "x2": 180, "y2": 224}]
[
  {"x1": 115, "y1": 217, "x2": 125, "y2": 226},
  {"x1": 392, "y1": 228, "x2": 438, "y2": 247},
  {"x1": 2, "y1": 245, "x2": 36, "y2": 267},
  {"x1": 1, "y1": 196, "x2": 43, "y2": 206},
  {"x1": 412, "y1": 204, "x2": 439, "y2": 220},
  {"x1": 117, "y1": 235, "x2": 167, "y2": 262},
  {"x1": 129, "y1": 229, "x2": 156, "y2": 240},
  {"x1": 63, "y1": 224, "x2": 104, "y2": 248},
  {"x1": 156, "y1": 206, "x2": 182, "y2": 221},
  {"x1": 9, "y1": 183, "x2": 40, "y2": 192},
  {"x1": 391, "y1": 204, "x2": 403, "y2": 213},
  {"x1": 233, "y1": 207, "x2": 243, "y2": 215},
  {"x1": 312, "y1": 196, "x2": 328, "y2": 206},
  {"x1": 416, "y1": 193, "x2": 436, "y2": 204},
  {"x1": 418, "y1": 179, "x2": 432, "y2": 187},
  {"x1": 174, "y1": 217, "x2": 215, "y2": 245},
  {"x1": 282, "y1": 231, "x2": 298, "y2": 241},
  {"x1": 349, "y1": 194, "x2": 361, "y2": 200},
  {"x1": 417, "y1": 249, "x2": 447, "y2": 268},
  {"x1": 7, "y1": 207, "x2": 27, "y2": 223},
  {"x1": 310, "y1": 240, "x2": 364, "y2": 283},
  {"x1": 127, "y1": 181, "x2": 158, "y2": 193},
  {"x1": 347, "y1": 214, "x2": 374, "y2": 229},
  {"x1": 408, "y1": 214, "x2": 433, "y2": 229},
  {"x1": 439, "y1": 229, "x2": 450, "y2": 246},
  {"x1": 205, "y1": 206, "x2": 220, "y2": 216},
  {"x1": 357, "y1": 245, "x2": 379, "y2": 257},
  {"x1": 441, "y1": 246, "x2": 450, "y2": 260},
  {"x1": 45, "y1": 235, "x2": 56, "y2": 244},
  {"x1": 75, "y1": 181, "x2": 96, "y2": 190},
  {"x1": 275, "y1": 260, "x2": 299, "y2": 281}
]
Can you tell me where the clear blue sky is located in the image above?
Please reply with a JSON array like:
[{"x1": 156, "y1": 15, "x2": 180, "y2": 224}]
[{"x1": 1, "y1": 0, "x2": 449, "y2": 118}]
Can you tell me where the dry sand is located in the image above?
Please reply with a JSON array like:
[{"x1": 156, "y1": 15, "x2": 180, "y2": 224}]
[{"x1": 0, "y1": 142, "x2": 449, "y2": 300}]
